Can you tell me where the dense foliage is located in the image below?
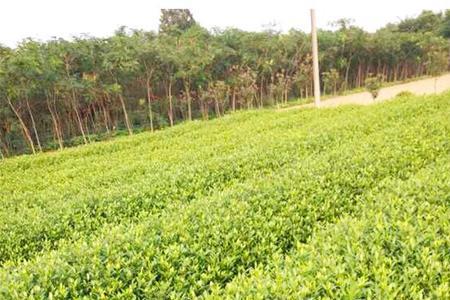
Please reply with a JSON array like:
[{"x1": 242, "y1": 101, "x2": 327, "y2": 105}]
[
  {"x1": 0, "y1": 9, "x2": 449, "y2": 156},
  {"x1": 0, "y1": 92, "x2": 449, "y2": 298},
  {"x1": 365, "y1": 74, "x2": 384, "y2": 98}
]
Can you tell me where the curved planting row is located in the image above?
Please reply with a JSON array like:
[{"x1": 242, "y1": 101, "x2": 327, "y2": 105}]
[
  {"x1": 0, "y1": 103, "x2": 381, "y2": 264},
  {"x1": 0, "y1": 94, "x2": 448, "y2": 298},
  {"x1": 207, "y1": 156, "x2": 450, "y2": 299}
]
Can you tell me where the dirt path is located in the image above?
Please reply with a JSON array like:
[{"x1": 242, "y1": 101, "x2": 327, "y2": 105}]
[{"x1": 281, "y1": 73, "x2": 450, "y2": 110}]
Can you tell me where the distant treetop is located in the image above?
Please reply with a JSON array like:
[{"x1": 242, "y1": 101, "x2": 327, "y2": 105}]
[{"x1": 159, "y1": 9, "x2": 196, "y2": 35}]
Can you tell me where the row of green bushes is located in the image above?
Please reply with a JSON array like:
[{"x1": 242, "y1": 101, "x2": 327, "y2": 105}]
[
  {"x1": 0, "y1": 102, "x2": 389, "y2": 264},
  {"x1": 207, "y1": 155, "x2": 450, "y2": 299},
  {"x1": 0, "y1": 93, "x2": 448, "y2": 298}
]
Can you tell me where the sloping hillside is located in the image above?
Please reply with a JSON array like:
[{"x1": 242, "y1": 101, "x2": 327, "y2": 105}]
[{"x1": 0, "y1": 92, "x2": 449, "y2": 299}]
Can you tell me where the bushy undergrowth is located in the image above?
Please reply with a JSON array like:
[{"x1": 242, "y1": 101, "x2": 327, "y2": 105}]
[
  {"x1": 0, "y1": 92, "x2": 449, "y2": 299},
  {"x1": 206, "y1": 156, "x2": 450, "y2": 299}
]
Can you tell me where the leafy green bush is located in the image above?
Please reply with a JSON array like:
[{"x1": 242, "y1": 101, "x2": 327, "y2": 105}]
[
  {"x1": 207, "y1": 156, "x2": 450, "y2": 299},
  {"x1": 365, "y1": 74, "x2": 384, "y2": 99},
  {"x1": 396, "y1": 90, "x2": 415, "y2": 98},
  {"x1": 0, "y1": 92, "x2": 449, "y2": 299}
]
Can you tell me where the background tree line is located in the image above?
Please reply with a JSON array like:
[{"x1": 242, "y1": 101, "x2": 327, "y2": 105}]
[{"x1": 0, "y1": 9, "x2": 449, "y2": 157}]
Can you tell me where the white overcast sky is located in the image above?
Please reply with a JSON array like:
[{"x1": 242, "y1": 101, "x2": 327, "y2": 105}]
[{"x1": 0, "y1": 0, "x2": 448, "y2": 47}]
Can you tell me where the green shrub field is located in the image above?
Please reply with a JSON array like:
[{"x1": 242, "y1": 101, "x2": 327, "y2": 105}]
[{"x1": 0, "y1": 92, "x2": 449, "y2": 299}]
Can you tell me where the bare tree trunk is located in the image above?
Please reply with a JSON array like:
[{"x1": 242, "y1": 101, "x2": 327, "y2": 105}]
[
  {"x1": 0, "y1": 134, "x2": 9, "y2": 158},
  {"x1": 143, "y1": 67, "x2": 156, "y2": 129},
  {"x1": 184, "y1": 82, "x2": 192, "y2": 121},
  {"x1": 167, "y1": 78, "x2": 174, "y2": 127},
  {"x1": 102, "y1": 104, "x2": 110, "y2": 133},
  {"x1": 46, "y1": 92, "x2": 63, "y2": 150},
  {"x1": 204, "y1": 101, "x2": 209, "y2": 120},
  {"x1": 146, "y1": 79, "x2": 154, "y2": 132},
  {"x1": 7, "y1": 97, "x2": 35, "y2": 154},
  {"x1": 376, "y1": 59, "x2": 381, "y2": 74},
  {"x1": 220, "y1": 98, "x2": 225, "y2": 116},
  {"x1": 284, "y1": 85, "x2": 288, "y2": 105},
  {"x1": 214, "y1": 99, "x2": 221, "y2": 117},
  {"x1": 88, "y1": 107, "x2": 96, "y2": 134},
  {"x1": 68, "y1": 113, "x2": 75, "y2": 137},
  {"x1": 199, "y1": 99, "x2": 206, "y2": 120},
  {"x1": 401, "y1": 63, "x2": 407, "y2": 80},
  {"x1": 118, "y1": 93, "x2": 133, "y2": 135},
  {"x1": 93, "y1": 103, "x2": 102, "y2": 132},
  {"x1": 344, "y1": 62, "x2": 351, "y2": 90},
  {"x1": 26, "y1": 98, "x2": 42, "y2": 152},
  {"x1": 84, "y1": 117, "x2": 91, "y2": 139},
  {"x1": 232, "y1": 88, "x2": 236, "y2": 112},
  {"x1": 71, "y1": 90, "x2": 88, "y2": 144},
  {"x1": 260, "y1": 78, "x2": 264, "y2": 105},
  {"x1": 393, "y1": 65, "x2": 398, "y2": 81},
  {"x1": 52, "y1": 95, "x2": 64, "y2": 142},
  {"x1": 356, "y1": 63, "x2": 362, "y2": 88},
  {"x1": 101, "y1": 96, "x2": 110, "y2": 134}
]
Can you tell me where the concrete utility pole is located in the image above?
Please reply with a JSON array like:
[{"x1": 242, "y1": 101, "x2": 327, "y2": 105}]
[{"x1": 310, "y1": 9, "x2": 321, "y2": 107}]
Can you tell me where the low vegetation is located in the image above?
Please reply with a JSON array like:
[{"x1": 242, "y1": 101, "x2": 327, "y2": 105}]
[
  {"x1": 0, "y1": 92, "x2": 449, "y2": 298},
  {"x1": 365, "y1": 74, "x2": 384, "y2": 99}
]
